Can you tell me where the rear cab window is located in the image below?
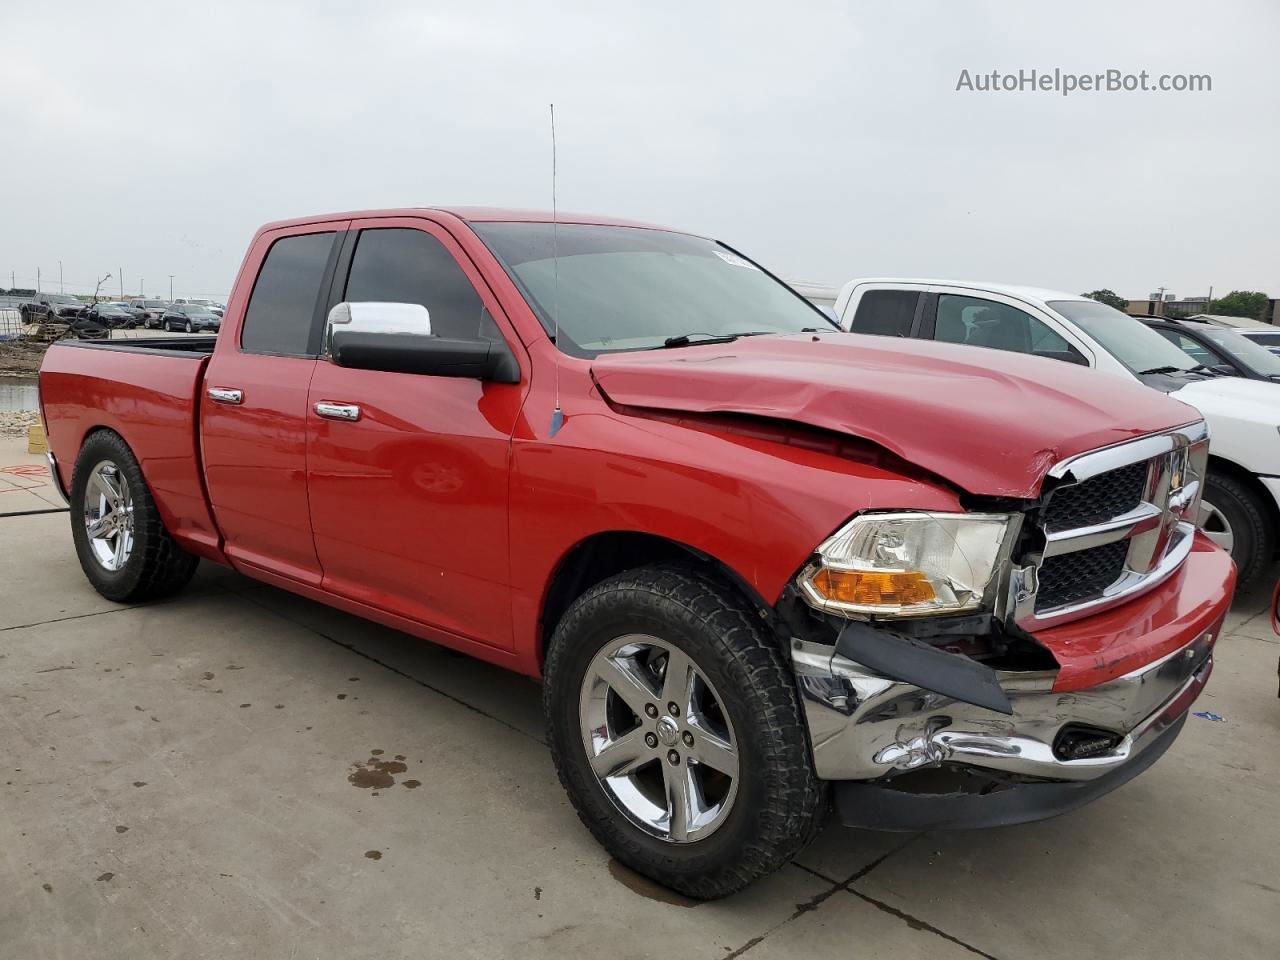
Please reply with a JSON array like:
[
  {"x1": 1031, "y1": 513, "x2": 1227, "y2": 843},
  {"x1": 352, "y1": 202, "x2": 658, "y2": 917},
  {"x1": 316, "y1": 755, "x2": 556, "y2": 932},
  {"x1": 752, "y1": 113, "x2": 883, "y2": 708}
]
[
  {"x1": 241, "y1": 231, "x2": 337, "y2": 356},
  {"x1": 848, "y1": 289, "x2": 919, "y2": 336}
]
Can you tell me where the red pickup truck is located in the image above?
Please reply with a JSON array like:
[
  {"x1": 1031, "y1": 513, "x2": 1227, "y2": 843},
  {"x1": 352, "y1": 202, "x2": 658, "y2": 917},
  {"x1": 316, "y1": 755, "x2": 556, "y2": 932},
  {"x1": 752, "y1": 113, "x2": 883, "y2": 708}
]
[{"x1": 39, "y1": 208, "x2": 1236, "y2": 898}]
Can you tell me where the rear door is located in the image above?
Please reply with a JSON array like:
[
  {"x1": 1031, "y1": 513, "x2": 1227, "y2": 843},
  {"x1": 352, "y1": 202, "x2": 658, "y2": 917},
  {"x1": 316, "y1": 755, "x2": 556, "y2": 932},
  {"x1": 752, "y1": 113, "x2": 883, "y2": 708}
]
[
  {"x1": 200, "y1": 221, "x2": 346, "y2": 584},
  {"x1": 304, "y1": 217, "x2": 527, "y2": 649}
]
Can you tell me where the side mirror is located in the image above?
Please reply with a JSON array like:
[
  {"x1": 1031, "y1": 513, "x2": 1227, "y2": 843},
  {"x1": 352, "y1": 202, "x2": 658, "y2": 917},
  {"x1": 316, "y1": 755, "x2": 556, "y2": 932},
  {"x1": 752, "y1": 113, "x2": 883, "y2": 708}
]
[{"x1": 327, "y1": 301, "x2": 519, "y2": 384}]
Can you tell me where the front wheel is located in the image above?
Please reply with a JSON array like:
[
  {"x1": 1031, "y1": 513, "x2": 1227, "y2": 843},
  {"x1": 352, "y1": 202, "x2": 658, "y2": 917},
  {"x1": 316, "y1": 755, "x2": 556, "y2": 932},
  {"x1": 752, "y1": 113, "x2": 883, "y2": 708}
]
[
  {"x1": 1201, "y1": 470, "x2": 1274, "y2": 586},
  {"x1": 543, "y1": 565, "x2": 826, "y2": 900},
  {"x1": 184, "y1": 320, "x2": 193, "y2": 333},
  {"x1": 70, "y1": 430, "x2": 199, "y2": 602}
]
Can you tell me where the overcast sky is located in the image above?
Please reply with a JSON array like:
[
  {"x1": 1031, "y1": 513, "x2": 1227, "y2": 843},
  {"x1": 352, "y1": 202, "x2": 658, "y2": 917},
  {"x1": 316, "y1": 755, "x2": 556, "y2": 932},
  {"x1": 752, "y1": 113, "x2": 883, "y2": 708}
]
[{"x1": 2, "y1": 0, "x2": 1276, "y2": 301}]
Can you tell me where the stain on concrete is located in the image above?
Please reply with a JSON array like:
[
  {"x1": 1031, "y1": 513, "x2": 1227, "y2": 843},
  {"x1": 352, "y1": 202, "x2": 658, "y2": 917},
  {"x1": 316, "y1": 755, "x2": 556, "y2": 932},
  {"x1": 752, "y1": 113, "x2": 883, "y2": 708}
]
[
  {"x1": 115, "y1": 825, "x2": 128, "y2": 834},
  {"x1": 371, "y1": 749, "x2": 384, "y2": 756},
  {"x1": 364, "y1": 850, "x2": 382, "y2": 860},
  {"x1": 274, "y1": 704, "x2": 284, "y2": 709},
  {"x1": 36, "y1": 665, "x2": 76, "y2": 673},
  {"x1": 226, "y1": 664, "x2": 244, "y2": 670},
  {"x1": 534, "y1": 886, "x2": 542, "y2": 900},
  {"x1": 349, "y1": 677, "x2": 360, "y2": 682},
  {"x1": 348, "y1": 754, "x2": 409, "y2": 789},
  {"x1": 201, "y1": 671, "x2": 215, "y2": 680},
  {"x1": 96, "y1": 872, "x2": 114, "y2": 882},
  {"x1": 41, "y1": 883, "x2": 52, "y2": 893},
  {"x1": 132, "y1": 781, "x2": 146, "y2": 787},
  {"x1": 336, "y1": 694, "x2": 347, "y2": 700},
  {"x1": 607, "y1": 859, "x2": 698, "y2": 907},
  {"x1": 239, "y1": 704, "x2": 251, "y2": 709},
  {"x1": 403, "y1": 779, "x2": 421, "y2": 789},
  {"x1": 394, "y1": 755, "x2": 405, "y2": 761}
]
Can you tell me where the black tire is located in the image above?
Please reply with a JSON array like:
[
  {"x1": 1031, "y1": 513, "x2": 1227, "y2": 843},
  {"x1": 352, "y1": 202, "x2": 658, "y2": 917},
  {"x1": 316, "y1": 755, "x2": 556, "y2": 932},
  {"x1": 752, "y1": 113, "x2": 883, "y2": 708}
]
[
  {"x1": 1203, "y1": 470, "x2": 1274, "y2": 587},
  {"x1": 184, "y1": 320, "x2": 193, "y2": 334},
  {"x1": 543, "y1": 564, "x2": 826, "y2": 900},
  {"x1": 70, "y1": 430, "x2": 199, "y2": 602}
]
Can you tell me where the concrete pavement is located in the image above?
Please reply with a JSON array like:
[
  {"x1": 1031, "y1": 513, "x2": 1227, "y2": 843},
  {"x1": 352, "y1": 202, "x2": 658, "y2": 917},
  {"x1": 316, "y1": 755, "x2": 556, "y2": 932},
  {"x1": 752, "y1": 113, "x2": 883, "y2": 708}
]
[{"x1": 1, "y1": 506, "x2": 1277, "y2": 959}]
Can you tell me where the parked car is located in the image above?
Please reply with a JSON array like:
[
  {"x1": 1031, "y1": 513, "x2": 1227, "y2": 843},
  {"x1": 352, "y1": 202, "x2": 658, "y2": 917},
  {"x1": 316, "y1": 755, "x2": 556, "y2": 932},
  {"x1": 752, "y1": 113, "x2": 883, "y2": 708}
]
[
  {"x1": 130, "y1": 298, "x2": 171, "y2": 328},
  {"x1": 20, "y1": 293, "x2": 86, "y2": 324},
  {"x1": 86, "y1": 302, "x2": 138, "y2": 329},
  {"x1": 1140, "y1": 317, "x2": 1280, "y2": 384},
  {"x1": 835, "y1": 279, "x2": 1280, "y2": 585},
  {"x1": 176, "y1": 297, "x2": 225, "y2": 318},
  {"x1": 162, "y1": 303, "x2": 221, "y2": 333},
  {"x1": 39, "y1": 209, "x2": 1235, "y2": 899},
  {"x1": 1238, "y1": 328, "x2": 1280, "y2": 356}
]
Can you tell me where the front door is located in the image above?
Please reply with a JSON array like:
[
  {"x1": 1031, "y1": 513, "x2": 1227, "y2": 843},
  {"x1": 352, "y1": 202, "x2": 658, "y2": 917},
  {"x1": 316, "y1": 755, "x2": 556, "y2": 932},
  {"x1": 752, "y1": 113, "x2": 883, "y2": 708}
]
[
  {"x1": 305, "y1": 218, "x2": 527, "y2": 648},
  {"x1": 200, "y1": 224, "x2": 345, "y2": 584}
]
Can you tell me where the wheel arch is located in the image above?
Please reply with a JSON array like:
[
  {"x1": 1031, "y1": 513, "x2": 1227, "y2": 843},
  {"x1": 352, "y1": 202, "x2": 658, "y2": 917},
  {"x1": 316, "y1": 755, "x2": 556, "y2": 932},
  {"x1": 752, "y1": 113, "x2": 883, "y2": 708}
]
[
  {"x1": 536, "y1": 530, "x2": 772, "y2": 670},
  {"x1": 1206, "y1": 454, "x2": 1280, "y2": 557}
]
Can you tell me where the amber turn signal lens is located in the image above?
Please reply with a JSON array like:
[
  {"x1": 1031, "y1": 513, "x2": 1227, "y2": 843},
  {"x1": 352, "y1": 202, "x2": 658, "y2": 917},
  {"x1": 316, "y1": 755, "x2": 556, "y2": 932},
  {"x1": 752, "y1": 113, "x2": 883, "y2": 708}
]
[{"x1": 810, "y1": 568, "x2": 937, "y2": 607}]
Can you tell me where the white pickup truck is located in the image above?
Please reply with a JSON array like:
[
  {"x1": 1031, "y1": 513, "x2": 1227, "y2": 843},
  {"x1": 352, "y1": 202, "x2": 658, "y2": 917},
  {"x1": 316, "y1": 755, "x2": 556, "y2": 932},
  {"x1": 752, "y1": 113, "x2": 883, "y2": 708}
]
[{"x1": 833, "y1": 279, "x2": 1280, "y2": 584}]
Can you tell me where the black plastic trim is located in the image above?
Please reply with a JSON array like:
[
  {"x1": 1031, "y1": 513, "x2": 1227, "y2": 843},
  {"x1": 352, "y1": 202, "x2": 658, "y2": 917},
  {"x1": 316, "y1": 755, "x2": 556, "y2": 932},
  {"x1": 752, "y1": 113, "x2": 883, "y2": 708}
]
[
  {"x1": 834, "y1": 620, "x2": 1012, "y2": 714},
  {"x1": 50, "y1": 338, "x2": 217, "y2": 358}
]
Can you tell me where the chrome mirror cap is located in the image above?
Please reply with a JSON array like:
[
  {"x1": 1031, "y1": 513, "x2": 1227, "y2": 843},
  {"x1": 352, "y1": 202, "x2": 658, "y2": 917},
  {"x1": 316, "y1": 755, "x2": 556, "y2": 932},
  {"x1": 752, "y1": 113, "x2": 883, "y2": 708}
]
[{"x1": 327, "y1": 301, "x2": 431, "y2": 337}]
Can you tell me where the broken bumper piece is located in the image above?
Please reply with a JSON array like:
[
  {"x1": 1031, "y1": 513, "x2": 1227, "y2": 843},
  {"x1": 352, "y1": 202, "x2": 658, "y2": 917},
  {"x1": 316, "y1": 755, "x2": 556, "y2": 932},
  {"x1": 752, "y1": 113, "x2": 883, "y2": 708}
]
[{"x1": 792, "y1": 623, "x2": 1220, "y2": 831}]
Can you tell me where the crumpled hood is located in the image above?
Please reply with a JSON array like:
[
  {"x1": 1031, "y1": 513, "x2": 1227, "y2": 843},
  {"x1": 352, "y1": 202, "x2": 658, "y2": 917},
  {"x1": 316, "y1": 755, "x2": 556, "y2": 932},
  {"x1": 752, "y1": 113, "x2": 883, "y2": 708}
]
[{"x1": 591, "y1": 333, "x2": 1201, "y2": 498}]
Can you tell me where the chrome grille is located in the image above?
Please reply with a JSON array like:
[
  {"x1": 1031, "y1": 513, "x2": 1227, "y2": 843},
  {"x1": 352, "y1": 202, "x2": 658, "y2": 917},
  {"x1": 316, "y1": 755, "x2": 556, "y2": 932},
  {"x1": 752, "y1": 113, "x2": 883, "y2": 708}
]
[
  {"x1": 1041, "y1": 461, "x2": 1148, "y2": 532},
  {"x1": 1036, "y1": 540, "x2": 1130, "y2": 609},
  {"x1": 1016, "y1": 422, "x2": 1210, "y2": 627}
]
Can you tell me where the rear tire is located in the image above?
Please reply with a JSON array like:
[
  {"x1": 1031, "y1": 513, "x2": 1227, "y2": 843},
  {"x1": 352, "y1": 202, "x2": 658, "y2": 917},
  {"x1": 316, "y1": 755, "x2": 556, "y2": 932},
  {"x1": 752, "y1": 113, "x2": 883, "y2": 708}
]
[
  {"x1": 70, "y1": 430, "x2": 199, "y2": 602},
  {"x1": 543, "y1": 565, "x2": 826, "y2": 900},
  {"x1": 1202, "y1": 470, "x2": 1273, "y2": 586}
]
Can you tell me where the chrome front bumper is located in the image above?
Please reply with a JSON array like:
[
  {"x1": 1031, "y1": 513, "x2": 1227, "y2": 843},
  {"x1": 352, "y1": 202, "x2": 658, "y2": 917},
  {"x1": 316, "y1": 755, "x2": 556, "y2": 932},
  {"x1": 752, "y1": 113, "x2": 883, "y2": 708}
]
[{"x1": 792, "y1": 628, "x2": 1214, "y2": 784}]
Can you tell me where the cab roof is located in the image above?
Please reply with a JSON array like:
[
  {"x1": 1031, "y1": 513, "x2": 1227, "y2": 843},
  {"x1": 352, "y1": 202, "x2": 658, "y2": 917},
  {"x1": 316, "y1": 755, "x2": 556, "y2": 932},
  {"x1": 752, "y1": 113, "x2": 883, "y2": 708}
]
[{"x1": 256, "y1": 207, "x2": 686, "y2": 235}]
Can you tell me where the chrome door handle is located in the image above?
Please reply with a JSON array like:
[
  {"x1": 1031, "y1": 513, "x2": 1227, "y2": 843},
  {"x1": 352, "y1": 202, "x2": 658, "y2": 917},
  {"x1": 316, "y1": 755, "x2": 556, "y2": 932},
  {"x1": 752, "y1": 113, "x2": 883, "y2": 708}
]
[
  {"x1": 314, "y1": 402, "x2": 361, "y2": 422},
  {"x1": 207, "y1": 387, "x2": 243, "y2": 404}
]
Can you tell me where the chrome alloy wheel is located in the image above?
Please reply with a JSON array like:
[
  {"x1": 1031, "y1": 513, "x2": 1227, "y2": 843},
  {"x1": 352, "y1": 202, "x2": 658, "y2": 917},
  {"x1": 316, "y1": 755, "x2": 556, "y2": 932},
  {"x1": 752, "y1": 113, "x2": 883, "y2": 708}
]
[
  {"x1": 579, "y1": 635, "x2": 739, "y2": 843},
  {"x1": 83, "y1": 460, "x2": 134, "y2": 571},
  {"x1": 1198, "y1": 498, "x2": 1235, "y2": 555}
]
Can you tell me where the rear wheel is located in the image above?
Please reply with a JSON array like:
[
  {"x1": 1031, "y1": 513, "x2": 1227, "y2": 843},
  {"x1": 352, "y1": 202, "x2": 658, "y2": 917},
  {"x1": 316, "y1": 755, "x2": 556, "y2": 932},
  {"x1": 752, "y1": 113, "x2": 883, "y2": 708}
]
[
  {"x1": 70, "y1": 431, "x2": 199, "y2": 602},
  {"x1": 543, "y1": 565, "x2": 826, "y2": 900},
  {"x1": 1201, "y1": 470, "x2": 1273, "y2": 586}
]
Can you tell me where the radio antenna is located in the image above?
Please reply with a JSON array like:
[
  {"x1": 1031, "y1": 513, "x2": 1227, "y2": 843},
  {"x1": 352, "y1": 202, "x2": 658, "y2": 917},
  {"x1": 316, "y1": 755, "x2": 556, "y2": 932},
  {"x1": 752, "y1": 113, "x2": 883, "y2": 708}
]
[{"x1": 548, "y1": 102, "x2": 565, "y2": 437}]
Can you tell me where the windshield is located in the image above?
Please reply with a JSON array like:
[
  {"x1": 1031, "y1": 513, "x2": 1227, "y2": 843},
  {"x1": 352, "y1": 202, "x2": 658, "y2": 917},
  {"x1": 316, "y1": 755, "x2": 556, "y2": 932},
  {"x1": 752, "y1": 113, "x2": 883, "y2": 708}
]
[
  {"x1": 1049, "y1": 299, "x2": 1198, "y2": 374},
  {"x1": 472, "y1": 222, "x2": 832, "y2": 355},
  {"x1": 140, "y1": 299, "x2": 166, "y2": 308},
  {"x1": 47, "y1": 295, "x2": 79, "y2": 304},
  {"x1": 184, "y1": 306, "x2": 213, "y2": 316},
  {"x1": 1195, "y1": 326, "x2": 1280, "y2": 376}
]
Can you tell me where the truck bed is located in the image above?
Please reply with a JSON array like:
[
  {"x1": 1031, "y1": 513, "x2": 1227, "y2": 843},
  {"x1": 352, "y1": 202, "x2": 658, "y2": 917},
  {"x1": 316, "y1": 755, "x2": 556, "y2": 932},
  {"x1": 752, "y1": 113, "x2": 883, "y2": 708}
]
[{"x1": 40, "y1": 339, "x2": 224, "y2": 560}]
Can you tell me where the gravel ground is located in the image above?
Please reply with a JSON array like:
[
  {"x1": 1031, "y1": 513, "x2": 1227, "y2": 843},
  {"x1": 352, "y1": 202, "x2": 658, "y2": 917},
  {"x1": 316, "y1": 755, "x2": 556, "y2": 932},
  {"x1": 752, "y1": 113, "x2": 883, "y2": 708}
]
[
  {"x1": 0, "y1": 410, "x2": 40, "y2": 438},
  {"x1": 0, "y1": 340, "x2": 49, "y2": 378}
]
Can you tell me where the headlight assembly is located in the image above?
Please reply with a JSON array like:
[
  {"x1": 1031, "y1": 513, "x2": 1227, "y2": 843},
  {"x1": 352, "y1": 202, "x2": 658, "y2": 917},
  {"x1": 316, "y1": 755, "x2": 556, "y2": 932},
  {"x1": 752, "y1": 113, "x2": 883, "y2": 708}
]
[{"x1": 798, "y1": 512, "x2": 1015, "y2": 618}]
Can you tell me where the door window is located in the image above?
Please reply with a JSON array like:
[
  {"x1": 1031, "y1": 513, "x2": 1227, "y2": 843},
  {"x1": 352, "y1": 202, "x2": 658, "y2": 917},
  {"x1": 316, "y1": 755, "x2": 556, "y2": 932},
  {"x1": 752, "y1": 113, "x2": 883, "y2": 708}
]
[
  {"x1": 848, "y1": 290, "x2": 918, "y2": 336},
  {"x1": 935, "y1": 294, "x2": 1085, "y2": 364},
  {"x1": 241, "y1": 231, "x2": 336, "y2": 355},
  {"x1": 343, "y1": 228, "x2": 487, "y2": 340}
]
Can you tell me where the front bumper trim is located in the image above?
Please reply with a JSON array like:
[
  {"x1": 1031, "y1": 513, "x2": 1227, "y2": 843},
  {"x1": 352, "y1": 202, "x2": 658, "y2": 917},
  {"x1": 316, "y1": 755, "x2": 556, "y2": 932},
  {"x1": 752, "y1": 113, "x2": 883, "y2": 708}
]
[
  {"x1": 833, "y1": 713, "x2": 1186, "y2": 831},
  {"x1": 794, "y1": 625, "x2": 1214, "y2": 784}
]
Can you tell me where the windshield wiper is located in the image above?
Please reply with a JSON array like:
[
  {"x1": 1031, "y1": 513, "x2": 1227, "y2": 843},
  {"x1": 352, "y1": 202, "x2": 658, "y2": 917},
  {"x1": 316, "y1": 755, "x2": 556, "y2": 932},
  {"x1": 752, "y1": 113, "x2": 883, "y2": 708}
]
[
  {"x1": 1136, "y1": 365, "x2": 1187, "y2": 376},
  {"x1": 661, "y1": 331, "x2": 774, "y2": 348}
]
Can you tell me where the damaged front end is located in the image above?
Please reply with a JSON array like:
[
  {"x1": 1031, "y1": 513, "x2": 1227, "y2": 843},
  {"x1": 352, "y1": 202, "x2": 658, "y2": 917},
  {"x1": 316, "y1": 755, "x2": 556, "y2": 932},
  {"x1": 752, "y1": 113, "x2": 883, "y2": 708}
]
[{"x1": 780, "y1": 422, "x2": 1233, "y2": 830}]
